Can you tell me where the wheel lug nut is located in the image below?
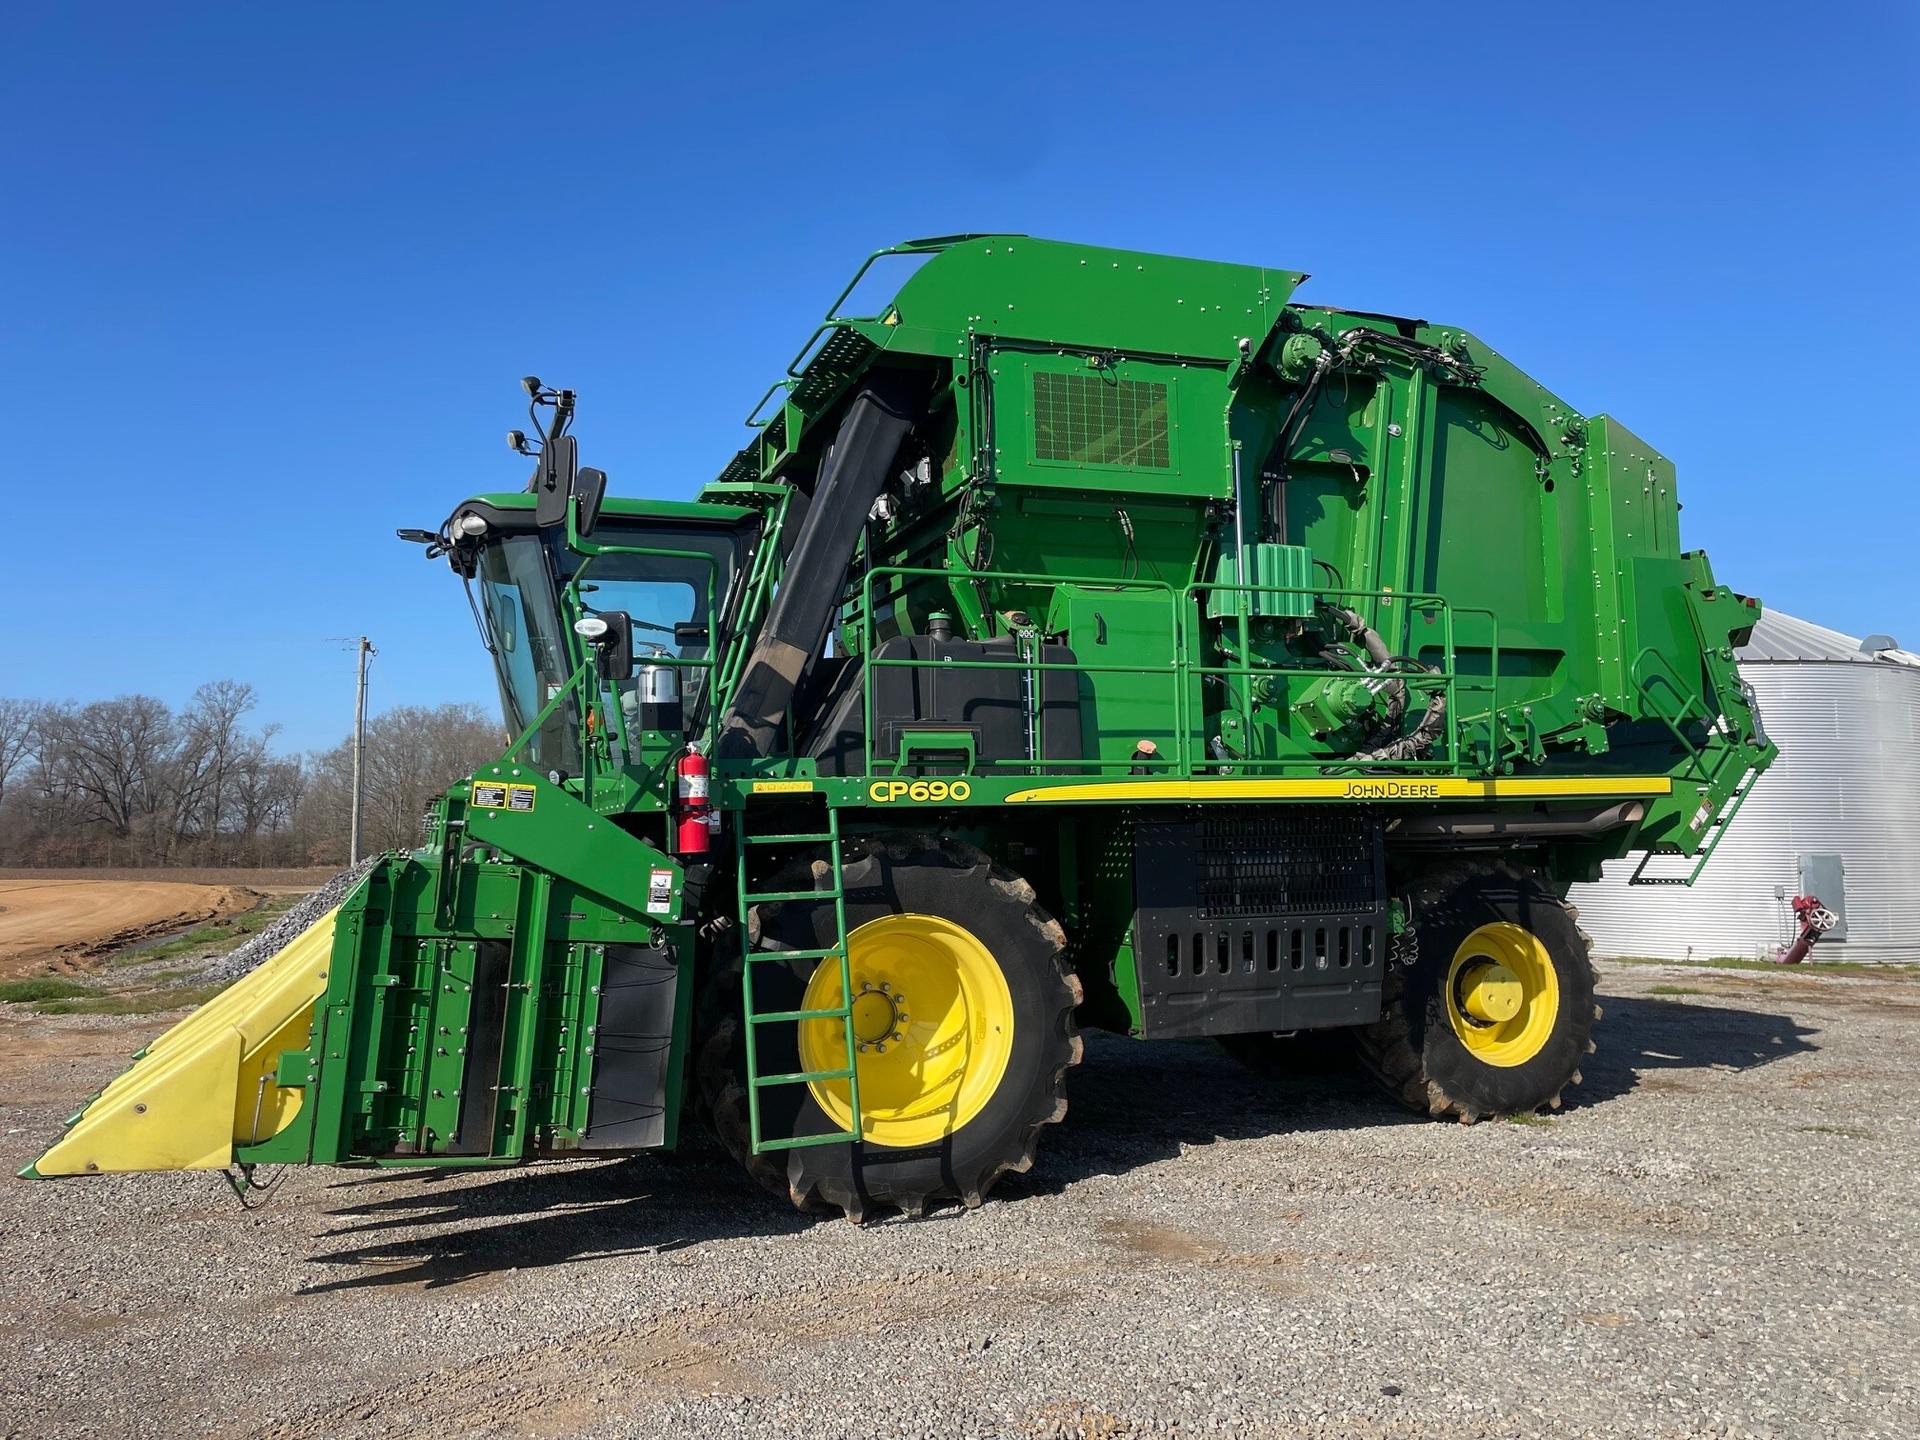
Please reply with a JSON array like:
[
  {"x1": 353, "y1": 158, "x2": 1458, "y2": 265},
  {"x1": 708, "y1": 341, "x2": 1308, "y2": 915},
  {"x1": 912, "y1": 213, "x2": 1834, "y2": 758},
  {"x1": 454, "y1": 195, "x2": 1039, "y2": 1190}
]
[{"x1": 891, "y1": 1031, "x2": 903, "y2": 1042}]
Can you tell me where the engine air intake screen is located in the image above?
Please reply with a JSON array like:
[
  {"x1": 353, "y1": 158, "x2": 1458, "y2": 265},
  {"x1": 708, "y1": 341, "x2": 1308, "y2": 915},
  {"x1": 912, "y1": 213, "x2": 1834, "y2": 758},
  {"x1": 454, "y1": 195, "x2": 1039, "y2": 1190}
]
[{"x1": 1032, "y1": 371, "x2": 1171, "y2": 470}]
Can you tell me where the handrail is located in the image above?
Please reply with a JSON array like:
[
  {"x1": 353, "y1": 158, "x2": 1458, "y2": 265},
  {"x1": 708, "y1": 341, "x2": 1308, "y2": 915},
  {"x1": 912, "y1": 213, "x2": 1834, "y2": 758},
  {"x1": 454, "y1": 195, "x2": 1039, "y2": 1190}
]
[
  {"x1": 711, "y1": 492, "x2": 791, "y2": 715},
  {"x1": 848, "y1": 564, "x2": 1485, "y2": 780},
  {"x1": 1630, "y1": 645, "x2": 1733, "y2": 786},
  {"x1": 857, "y1": 565, "x2": 1181, "y2": 778},
  {"x1": 500, "y1": 658, "x2": 593, "y2": 764},
  {"x1": 744, "y1": 379, "x2": 795, "y2": 431},
  {"x1": 741, "y1": 238, "x2": 978, "y2": 425},
  {"x1": 562, "y1": 542, "x2": 726, "y2": 779}
]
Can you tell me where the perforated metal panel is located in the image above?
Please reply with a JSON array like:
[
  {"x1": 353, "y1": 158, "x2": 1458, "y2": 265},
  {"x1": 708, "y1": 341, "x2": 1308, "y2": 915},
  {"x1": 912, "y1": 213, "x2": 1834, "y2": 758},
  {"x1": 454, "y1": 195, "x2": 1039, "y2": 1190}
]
[
  {"x1": 1032, "y1": 370, "x2": 1171, "y2": 469},
  {"x1": 1132, "y1": 813, "x2": 1385, "y2": 1038}
]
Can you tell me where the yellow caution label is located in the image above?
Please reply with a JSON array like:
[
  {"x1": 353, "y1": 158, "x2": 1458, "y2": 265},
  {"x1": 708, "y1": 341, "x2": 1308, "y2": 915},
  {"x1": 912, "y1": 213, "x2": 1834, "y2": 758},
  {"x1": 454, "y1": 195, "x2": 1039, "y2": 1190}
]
[
  {"x1": 472, "y1": 782, "x2": 536, "y2": 810},
  {"x1": 751, "y1": 780, "x2": 816, "y2": 794}
]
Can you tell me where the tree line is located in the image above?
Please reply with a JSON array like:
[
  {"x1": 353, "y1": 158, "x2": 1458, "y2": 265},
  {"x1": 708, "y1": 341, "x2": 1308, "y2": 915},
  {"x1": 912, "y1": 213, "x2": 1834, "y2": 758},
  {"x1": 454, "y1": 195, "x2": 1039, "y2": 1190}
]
[{"x1": 0, "y1": 685, "x2": 505, "y2": 868}]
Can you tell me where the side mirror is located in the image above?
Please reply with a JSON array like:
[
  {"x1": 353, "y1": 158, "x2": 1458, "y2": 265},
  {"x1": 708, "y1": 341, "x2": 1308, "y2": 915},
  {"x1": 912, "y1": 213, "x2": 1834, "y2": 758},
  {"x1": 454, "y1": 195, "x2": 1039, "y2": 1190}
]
[
  {"x1": 534, "y1": 434, "x2": 577, "y2": 528},
  {"x1": 574, "y1": 466, "x2": 608, "y2": 538},
  {"x1": 574, "y1": 611, "x2": 634, "y2": 682}
]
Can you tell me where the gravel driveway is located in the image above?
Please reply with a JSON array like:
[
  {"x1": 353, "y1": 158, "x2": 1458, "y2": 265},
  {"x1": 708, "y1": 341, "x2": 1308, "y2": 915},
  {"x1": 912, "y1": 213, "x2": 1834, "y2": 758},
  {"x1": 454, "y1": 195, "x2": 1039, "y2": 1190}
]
[{"x1": 1, "y1": 960, "x2": 1913, "y2": 1439}]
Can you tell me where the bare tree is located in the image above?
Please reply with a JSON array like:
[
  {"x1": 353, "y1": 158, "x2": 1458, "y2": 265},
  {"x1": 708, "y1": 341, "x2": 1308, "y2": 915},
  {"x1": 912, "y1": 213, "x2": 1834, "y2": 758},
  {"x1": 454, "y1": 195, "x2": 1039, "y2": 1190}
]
[
  {"x1": 167, "y1": 681, "x2": 261, "y2": 849},
  {"x1": 0, "y1": 687, "x2": 497, "y2": 869},
  {"x1": 295, "y1": 704, "x2": 505, "y2": 861},
  {"x1": 39, "y1": 696, "x2": 175, "y2": 840},
  {"x1": 0, "y1": 698, "x2": 39, "y2": 807},
  {"x1": 231, "y1": 747, "x2": 304, "y2": 857}
]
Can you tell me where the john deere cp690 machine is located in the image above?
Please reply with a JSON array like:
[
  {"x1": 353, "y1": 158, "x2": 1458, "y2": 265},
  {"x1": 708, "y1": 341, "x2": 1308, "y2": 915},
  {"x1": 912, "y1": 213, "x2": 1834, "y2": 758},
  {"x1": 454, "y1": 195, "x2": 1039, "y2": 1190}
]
[{"x1": 30, "y1": 237, "x2": 1774, "y2": 1219}]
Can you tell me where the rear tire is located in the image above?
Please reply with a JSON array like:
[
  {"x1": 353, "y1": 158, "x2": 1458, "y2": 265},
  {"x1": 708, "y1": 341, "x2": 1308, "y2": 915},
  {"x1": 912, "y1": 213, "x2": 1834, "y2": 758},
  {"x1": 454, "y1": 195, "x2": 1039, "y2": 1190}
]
[
  {"x1": 697, "y1": 832, "x2": 1082, "y2": 1220},
  {"x1": 1354, "y1": 860, "x2": 1596, "y2": 1121}
]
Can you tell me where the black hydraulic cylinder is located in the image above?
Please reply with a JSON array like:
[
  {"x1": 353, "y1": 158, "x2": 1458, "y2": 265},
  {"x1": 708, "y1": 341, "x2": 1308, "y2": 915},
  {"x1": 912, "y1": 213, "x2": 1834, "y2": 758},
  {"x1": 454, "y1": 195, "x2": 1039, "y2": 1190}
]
[{"x1": 718, "y1": 373, "x2": 918, "y2": 760}]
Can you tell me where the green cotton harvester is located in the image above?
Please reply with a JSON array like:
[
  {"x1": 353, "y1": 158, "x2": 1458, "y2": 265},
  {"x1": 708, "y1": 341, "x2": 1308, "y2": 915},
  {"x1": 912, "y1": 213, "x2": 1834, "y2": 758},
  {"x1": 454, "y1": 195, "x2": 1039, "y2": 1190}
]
[{"x1": 28, "y1": 237, "x2": 1774, "y2": 1219}]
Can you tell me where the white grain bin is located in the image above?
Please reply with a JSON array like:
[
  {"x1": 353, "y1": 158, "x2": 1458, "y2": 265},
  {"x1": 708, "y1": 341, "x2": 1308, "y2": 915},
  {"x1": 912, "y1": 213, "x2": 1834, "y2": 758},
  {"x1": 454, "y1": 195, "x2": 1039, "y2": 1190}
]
[{"x1": 1570, "y1": 610, "x2": 1920, "y2": 963}]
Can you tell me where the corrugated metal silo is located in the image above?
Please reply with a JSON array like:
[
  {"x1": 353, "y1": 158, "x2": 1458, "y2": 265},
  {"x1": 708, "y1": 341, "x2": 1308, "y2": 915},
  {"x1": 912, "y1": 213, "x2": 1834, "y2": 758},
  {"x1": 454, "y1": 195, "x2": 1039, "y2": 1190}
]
[{"x1": 1570, "y1": 611, "x2": 1920, "y2": 963}]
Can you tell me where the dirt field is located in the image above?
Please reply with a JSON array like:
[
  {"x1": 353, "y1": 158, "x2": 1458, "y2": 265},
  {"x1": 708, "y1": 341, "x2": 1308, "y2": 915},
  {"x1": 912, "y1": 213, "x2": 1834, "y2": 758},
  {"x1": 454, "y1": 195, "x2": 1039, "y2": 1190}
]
[
  {"x1": 0, "y1": 879, "x2": 259, "y2": 977},
  {"x1": 0, "y1": 867, "x2": 337, "y2": 892},
  {"x1": 0, "y1": 959, "x2": 1913, "y2": 1439}
]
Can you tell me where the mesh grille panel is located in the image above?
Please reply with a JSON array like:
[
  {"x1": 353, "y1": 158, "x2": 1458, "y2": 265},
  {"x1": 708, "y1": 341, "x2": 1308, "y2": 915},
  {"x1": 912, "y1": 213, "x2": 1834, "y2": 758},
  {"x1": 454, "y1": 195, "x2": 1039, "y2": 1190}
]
[
  {"x1": 1190, "y1": 813, "x2": 1379, "y2": 918},
  {"x1": 1032, "y1": 371, "x2": 1171, "y2": 469}
]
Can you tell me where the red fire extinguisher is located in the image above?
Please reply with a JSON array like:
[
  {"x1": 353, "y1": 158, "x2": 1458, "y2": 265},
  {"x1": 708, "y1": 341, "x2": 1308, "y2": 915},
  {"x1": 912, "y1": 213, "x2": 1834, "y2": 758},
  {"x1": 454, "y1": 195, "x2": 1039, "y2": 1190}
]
[{"x1": 675, "y1": 744, "x2": 712, "y2": 855}]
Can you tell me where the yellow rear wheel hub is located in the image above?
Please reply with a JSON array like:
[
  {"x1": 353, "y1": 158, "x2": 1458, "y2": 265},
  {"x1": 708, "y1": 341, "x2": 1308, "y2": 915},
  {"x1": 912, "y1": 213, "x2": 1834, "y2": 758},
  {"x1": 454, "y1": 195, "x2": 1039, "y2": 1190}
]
[
  {"x1": 1444, "y1": 923, "x2": 1560, "y2": 1067},
  {"x1": 798, "y1": 912, "x2": 1014, "y2": 1148}
]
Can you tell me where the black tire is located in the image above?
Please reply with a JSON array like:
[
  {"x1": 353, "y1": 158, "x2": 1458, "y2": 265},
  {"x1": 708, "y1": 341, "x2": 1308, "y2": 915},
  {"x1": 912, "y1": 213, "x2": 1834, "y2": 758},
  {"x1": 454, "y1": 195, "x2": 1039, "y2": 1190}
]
[
  {"x1": 697, "y1": 832, "x2": 1082, "y2": 1221},
  {"x1": 1354, "y1": 859, "x2": 1597, "y2": 1121}
]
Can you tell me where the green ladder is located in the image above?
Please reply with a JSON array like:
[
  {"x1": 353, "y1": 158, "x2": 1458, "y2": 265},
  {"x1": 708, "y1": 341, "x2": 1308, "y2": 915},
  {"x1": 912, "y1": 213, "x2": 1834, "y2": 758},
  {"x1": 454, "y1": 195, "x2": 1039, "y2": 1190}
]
[{"x1": 736, "y1": 805, "x2": 864, "y2": 1153}]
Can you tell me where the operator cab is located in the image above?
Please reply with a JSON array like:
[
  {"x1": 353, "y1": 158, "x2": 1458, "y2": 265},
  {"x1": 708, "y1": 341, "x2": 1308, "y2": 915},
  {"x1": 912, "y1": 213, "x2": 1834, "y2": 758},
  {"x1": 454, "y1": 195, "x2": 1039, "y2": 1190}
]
[{"x1": 415, "y1": 492, "x2": 757, "y2": 776}]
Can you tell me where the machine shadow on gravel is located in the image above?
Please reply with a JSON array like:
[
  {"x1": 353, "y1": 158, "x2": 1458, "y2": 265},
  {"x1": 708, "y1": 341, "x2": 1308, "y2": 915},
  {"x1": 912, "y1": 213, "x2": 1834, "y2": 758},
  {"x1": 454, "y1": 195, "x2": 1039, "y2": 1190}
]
[
  {"x1": 300, "y1": 1144, "x2": 809, "y2": 1295},
  {"x1": 1562, "y1": 994, "x2": 1819, "y2": 1109},
  {"x1": 997, "y1": 993, "x2": 1820, "y2": 1202},
  {"x1": 296, "y1": 992, "x2": 1819, "y2": 1276}
]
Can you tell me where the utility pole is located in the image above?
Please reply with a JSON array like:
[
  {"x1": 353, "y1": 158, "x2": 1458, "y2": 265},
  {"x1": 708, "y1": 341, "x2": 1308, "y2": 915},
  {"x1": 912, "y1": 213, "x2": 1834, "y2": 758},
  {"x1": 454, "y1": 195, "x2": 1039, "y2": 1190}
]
[{"x1": 349, "y1": 636, "x2": 375, "y2": 866}]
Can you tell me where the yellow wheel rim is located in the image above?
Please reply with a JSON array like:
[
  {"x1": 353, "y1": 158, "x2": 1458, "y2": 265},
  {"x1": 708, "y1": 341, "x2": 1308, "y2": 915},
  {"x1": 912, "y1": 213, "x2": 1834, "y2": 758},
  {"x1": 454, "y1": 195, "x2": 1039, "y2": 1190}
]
[
  {"x1": 1444, "y1": 922, "x2": 1560, "y2": 1067},
  {"x1": 797, "y1": 912, "x2": 1015, "y2": 1148}
]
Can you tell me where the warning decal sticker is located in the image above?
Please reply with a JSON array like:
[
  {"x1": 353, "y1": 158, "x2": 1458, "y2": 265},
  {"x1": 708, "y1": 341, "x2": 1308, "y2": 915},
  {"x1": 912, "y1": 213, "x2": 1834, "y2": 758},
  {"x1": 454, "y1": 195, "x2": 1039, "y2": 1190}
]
[{"x1": 647, "y1": 868, "x2": 674, "y2": 916}]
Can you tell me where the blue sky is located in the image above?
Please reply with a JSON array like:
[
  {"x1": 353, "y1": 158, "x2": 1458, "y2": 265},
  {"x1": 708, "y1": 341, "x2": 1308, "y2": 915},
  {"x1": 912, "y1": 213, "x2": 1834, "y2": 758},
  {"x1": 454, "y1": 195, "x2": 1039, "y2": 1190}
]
[{"x1": 4, "y1": 3, "x2": 1914, "y2": 753}]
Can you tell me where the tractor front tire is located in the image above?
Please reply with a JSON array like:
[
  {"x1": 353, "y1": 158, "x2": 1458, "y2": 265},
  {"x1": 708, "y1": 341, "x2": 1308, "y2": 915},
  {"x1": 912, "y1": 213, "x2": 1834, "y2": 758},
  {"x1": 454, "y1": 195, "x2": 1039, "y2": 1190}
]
[
  {"x1": 697, "y1": 833, "x2": 1082, "y2": 1221},
  {"x1": 1354, "y1": 860, "x2": 1596, "y2": 1121}
]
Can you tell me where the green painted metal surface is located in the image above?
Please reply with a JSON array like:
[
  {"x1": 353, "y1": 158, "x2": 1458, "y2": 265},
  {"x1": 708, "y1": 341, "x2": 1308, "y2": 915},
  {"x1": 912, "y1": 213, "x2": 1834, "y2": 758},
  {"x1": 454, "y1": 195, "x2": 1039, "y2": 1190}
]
[{"x1": 183, "y1": 236, "x2": 1777, "y2": 1173}]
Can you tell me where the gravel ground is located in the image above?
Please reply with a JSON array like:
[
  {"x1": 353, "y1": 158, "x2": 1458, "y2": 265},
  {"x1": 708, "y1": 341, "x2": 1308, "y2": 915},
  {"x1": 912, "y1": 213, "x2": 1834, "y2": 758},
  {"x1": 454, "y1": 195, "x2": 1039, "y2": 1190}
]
[
  {"x1": 202, "y1": 861, "x2": 376, "y2": 983},
  {"x1": 1, "y1": 960, "x2": 1914, "y2": 1440}
]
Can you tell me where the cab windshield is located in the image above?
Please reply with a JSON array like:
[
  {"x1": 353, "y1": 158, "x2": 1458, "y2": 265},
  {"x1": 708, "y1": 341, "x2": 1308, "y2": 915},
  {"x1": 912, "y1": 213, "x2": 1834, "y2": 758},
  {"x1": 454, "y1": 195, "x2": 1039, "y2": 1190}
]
[{"x1": 475, "y1": 534, "x2": 577, "y2": 771}]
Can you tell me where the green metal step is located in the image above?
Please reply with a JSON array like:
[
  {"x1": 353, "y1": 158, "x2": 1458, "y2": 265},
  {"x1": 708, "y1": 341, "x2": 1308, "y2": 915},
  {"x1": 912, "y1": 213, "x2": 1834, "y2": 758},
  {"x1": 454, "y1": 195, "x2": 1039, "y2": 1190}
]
[
  {"x1": 755, "y1": 1066, "x2": 855, "y2": 1087},
  {"x1": 744, "y1": 831, "x2": 837, "y2": 845},
  {"x1": 755, "y1": 1128, "x2": 858, "y2": 1151},
  {"x1": 746, "y1": 945, "x2": 845, "y2": 964},
  {"x1": 742, "y1": 887, "x2": 842, "y2": 904},
  {"x1": 750, "y1": 1006, "x2": 851, "y2": 1024}
]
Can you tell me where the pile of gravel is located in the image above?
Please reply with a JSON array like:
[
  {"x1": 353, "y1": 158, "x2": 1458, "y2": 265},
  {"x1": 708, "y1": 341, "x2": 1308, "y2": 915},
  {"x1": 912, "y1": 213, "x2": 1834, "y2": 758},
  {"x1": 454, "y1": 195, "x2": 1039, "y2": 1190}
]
[{"x1": 202, "y1": 858, "x2": 379, "y2": 983}]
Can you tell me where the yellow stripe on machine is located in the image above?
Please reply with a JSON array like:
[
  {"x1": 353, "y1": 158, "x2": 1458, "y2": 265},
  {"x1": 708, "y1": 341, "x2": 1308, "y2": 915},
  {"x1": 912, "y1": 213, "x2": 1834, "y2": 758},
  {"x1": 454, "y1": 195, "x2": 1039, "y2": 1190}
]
[
  {"x1": 28, "y1": 910, "x2": 338, "y2": 1177},
  {"x1": 1002, "y1": 776, "x2": 1674, "y2": 804}
]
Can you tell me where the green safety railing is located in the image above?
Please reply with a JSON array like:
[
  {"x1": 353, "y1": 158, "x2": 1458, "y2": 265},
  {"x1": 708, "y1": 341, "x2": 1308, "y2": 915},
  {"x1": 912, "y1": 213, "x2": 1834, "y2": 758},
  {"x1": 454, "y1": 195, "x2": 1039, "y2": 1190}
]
[
  {"x1": 1626, "y1": 645, "x2": 1762, "y2": 884},
  {"x1": 848, "y1": 563, "x2": 1506, "y2": 780},
  {"x1": 494, "y1": 491, "x2": 790, "y2": 814},
  {"x1": 744, "y1": 237, "x2": 973, "y2": 429}
]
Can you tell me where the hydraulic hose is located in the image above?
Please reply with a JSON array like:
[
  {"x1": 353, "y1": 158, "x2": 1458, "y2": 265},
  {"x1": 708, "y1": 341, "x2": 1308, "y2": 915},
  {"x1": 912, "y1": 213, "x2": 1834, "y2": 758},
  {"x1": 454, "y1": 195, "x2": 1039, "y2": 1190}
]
[{"x1": 1316, "y1": 605, "x2": 1445, "y2": 762}]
